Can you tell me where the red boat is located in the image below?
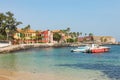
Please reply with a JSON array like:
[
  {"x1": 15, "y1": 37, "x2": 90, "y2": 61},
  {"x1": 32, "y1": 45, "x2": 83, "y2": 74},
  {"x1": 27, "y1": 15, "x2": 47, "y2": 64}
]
[
  {"x1": 85, "y1": 44, "x2": 110, "y2": 53},
  {"x1": 91, "y1": 46, "x2": 110, "y2": 53}
]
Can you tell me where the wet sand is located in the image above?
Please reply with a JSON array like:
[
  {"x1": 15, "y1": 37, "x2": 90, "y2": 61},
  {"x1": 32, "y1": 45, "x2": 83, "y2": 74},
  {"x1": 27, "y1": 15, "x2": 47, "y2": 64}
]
[
  {"x1": 0, "y1": 69, "x2": 56, "y2": 80},
  {"x1": 0, "y1": 69, "x2": 111, "y2": 80}
]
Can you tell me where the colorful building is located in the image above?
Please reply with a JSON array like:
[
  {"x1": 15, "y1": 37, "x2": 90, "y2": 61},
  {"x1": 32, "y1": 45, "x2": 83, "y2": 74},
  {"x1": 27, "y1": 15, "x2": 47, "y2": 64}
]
[
  {"x1": 41, "y1": 30, "x2": 53, "y2": 43},
  {"x1": 14, "y1": 29, "x2": 36, "y2": 44}
]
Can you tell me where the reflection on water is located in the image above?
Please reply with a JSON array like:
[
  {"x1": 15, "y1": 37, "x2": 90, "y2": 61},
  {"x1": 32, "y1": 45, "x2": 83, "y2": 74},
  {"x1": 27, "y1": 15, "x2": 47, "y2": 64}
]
[{"x1": 0, "y1": 45, "x2": 120, "y2": 80}]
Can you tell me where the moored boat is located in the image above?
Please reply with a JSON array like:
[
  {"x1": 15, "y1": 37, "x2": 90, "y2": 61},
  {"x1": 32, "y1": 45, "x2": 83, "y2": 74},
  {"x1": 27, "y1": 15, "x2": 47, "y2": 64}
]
[
  {"x1": 85, "y1": 44, "x2": 110, "y2": 53},
  {"x1": 71, "y1": 46, "x2": 89, "y2": 52}
]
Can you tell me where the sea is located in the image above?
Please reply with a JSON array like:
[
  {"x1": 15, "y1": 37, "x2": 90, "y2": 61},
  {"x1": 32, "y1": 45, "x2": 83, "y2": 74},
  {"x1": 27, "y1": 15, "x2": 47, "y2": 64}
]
[{"x1": 0, "y1": 45, "x2": 120, "y2": 80}]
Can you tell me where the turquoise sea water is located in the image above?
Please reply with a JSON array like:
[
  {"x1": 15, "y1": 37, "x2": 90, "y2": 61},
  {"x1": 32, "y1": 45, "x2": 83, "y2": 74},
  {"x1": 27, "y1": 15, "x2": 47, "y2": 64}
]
[{"x1": 0, "y1": 45, "x2": 120, "y2": 80}]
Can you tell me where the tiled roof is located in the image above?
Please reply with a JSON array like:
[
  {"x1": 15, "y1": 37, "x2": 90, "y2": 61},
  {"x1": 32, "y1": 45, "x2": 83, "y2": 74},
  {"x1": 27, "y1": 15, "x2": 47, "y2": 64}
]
[
  {"x1": 52, "y1": 30, "x2": 60, "y2": 33},
  {"x1": 17, "y1": 29, "x2": 36, "y2": 33}
]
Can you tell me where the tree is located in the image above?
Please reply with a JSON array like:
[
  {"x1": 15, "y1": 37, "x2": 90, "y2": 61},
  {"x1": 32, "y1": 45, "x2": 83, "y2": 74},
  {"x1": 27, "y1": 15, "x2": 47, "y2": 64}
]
[
  {"x1": 67, "y1": 38, "x2": 74, "y2": 43},
  {"x1": 53, "y1": 32, "x2": 62, "y2": 43},
  {"x1": 89, "y1": 33, "x2": 93, "y2": 36},
  {"x1": 73, "y1": 32, "x2": 77, "y2": 37},
  {"x1": 0, "y1": 34, "x2": 5, "y2": 40},
  {"x1": 22, "y1": 24, "x2": 31, "y2": 32},
  {"x1": 66, "y1": 27, "x2": 70, "y2": 36},
  {"x1": 85, "y1": 33, "x2": 87, "y2": 36},
  {"x1": 69, "y1": 32, "x2": 74, "y2": 38},
  {"x1": 77, "y1": 32, "x2": 80, "y2": 37},
  {"x1": 66, "y1": 27, "x2": 70, "y2": 33},
  {"x1": 80, "y1": 32, "x2": 82, "y2": 36},
  {"x1": 20, "y1": 32, "x2": 25, "y2": 44},
  {"x1": 0, "y1": 11, "x2": 22, "y2": 40}
]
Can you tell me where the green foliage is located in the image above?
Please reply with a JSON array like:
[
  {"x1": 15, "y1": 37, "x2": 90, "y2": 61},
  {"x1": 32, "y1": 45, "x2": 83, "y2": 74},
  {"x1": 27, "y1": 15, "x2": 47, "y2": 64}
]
[
  {"x1": 67, "y1": 38, "x2": 74, "y2": 43},
  {"x1": 53, "y1": 32, "x2": 62, "y2": 42},
  {"x1": 66, "y1": 27, "x2": 70, "y2": 33},
  {"x1": 80, "y1": 32, "x2": 82, "y2": 36},
  {"x1": 89, "y1": 33, "x2": 93, "y2": 36},
  {"x1": 20, "y1": 33, "x2": 25, "y2": 38},
  {"x1": 22, "y1": 25, "x2": 31, "y2": 32},
  {"x1": 0, "y1": 11, "x2": 22, "y2": 40},
  {"x1": 85, "y1": 33, "x2": 87, "y2": 36},
  {"x1": 0, "y1": 34, "x2": 6, "y2": 40},
  {"x1": 74, "y1": 38, "x2": 78, "y2": 42},
  {"x1": 77, "y1": 32, "x2": 80, "y2": 37}
]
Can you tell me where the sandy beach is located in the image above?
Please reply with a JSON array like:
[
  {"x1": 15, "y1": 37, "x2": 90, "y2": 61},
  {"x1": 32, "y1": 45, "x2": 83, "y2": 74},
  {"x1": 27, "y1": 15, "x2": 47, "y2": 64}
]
[
  {"x1": 0, "y1": 69, "x2": 111, "y2": 80},
  {"x1": 0, "y1": 69, "x2": 58, "y2": 80},
  {"x1": 0, "y1": 69, "x2": 80, "y2": 80}
]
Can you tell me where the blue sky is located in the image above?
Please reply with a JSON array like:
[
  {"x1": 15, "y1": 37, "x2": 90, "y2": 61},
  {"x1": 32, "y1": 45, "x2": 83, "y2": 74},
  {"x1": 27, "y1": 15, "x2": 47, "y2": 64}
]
[{"x1": 0, "y1": 0, "x2": 120, "y2": 41}]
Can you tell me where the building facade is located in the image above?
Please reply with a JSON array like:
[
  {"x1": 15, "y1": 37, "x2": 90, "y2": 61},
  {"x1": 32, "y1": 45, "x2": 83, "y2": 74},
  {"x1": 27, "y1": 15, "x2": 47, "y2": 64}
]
[
  {"x1": 14, "y1": 29, "x2": 36, "y2": 44},
  {"x1": 41, "y1": 30, "x2": 53, "y2": 43}
]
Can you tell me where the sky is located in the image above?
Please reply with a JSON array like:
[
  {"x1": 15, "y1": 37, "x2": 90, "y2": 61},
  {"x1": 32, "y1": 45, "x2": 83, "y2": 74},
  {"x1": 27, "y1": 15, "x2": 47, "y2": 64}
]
[{"x1": 0, "y1": 0, "x2": 120, "y2": 41}]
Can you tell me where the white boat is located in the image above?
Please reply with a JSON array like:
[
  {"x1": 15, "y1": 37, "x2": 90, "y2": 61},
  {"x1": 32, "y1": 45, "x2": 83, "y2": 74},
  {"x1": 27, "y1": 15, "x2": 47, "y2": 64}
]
[{"x1": 71, "y1": 46, "x2": 89, "y2": 52}]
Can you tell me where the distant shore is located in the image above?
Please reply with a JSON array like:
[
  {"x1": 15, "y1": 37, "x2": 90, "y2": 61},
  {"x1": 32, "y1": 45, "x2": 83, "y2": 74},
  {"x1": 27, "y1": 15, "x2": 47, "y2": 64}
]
[{"x1": 0, "y1": 43, "x2": 119, "y2": 54}]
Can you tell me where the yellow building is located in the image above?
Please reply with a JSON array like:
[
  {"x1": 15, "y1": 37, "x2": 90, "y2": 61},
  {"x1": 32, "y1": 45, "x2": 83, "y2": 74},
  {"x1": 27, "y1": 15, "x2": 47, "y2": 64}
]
[{"x1": 14, "y1": 29, "x2": 36, "y2": 44}]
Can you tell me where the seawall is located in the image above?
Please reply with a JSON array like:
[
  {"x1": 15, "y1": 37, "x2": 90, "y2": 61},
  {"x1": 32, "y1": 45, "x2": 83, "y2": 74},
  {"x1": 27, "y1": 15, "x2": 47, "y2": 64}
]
[{"x1": 0, "y1": 43, "x2": 74, "y2": 53}]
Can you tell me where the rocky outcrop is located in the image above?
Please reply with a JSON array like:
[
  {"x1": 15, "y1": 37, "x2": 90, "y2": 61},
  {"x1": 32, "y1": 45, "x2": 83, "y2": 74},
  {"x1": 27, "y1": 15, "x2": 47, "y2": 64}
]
[{"x1": 93, "y1": 36, "x2": 116, "y2": 44}]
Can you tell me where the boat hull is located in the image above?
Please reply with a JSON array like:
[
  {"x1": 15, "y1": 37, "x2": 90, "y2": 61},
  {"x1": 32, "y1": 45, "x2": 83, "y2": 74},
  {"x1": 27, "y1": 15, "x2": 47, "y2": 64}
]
[{"x1": 91, "y1": 47, "x2": 110, "y2": 53}]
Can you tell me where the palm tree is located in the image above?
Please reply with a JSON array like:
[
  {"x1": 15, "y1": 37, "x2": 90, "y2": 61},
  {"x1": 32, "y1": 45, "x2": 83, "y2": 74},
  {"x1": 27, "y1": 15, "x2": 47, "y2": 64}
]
[
  {"x1": 66, "y1": 27, "x2": 70, "y2": 36},
  {"x1": 53, "y1": 32, "x2": 62, "y2": 43},
  {"x1": 89, "y1": 33, "x2": 93, "y2": 36},
  {"x1": 80, "y1": 32, "x2": 82, "y2": 36},
  {"x1": 73, "y1": 32, "x2": 77, "y2": 38},
  {"x1": 66, "y1": 27, "x2": 70, "y2": 33},
  {"x1": 24, "y1": 25, "x2": 31, "y2": 32},
  {"x1": 20, "y1": 32, "x2": 25, "y2": 44},
  {"x1": 85, "y1": 33, "x2": 87, "y2": 36},
  {"x1": 77, "y1": 32, "x2": 80, "y2": 37}
]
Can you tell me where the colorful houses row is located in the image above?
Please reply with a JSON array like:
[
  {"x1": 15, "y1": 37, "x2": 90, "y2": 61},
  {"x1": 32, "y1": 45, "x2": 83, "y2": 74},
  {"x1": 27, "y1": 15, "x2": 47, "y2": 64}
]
[
  {"x1": 13, "y1": 28, "x2": 116, "y2": 44},
  {"x1": 14, "y1": 29, "x2": 52, "y2": 44},
  {"x1": 13, "y1": 29, "x2": 70, "y2": 44}
]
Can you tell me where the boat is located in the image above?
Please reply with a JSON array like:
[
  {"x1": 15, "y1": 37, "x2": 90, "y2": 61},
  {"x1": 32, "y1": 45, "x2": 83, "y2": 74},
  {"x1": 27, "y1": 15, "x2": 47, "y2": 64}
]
[
  {"x1": 85, "y1": 44, "x2": 110, "y2": 53},
  {"x1": 71, "y1": 46, "x2": 89, "y2": 52}
]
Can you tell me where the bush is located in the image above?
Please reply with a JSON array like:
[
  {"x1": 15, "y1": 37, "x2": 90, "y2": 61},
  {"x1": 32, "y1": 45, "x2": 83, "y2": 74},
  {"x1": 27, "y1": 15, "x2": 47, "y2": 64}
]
[
  {"x1": 67, "y1": 38, "x2": 74, "y2": 43},
  {"x1": 0, "y1": 34, "x2": 6, "y2": 40}
]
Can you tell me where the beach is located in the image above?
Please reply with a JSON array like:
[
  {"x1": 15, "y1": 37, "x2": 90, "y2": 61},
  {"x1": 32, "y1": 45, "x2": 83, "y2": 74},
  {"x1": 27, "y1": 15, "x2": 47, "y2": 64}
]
[
  {"x1": 0, "y1": 45, "x2": 119, "y2": 80},
  {"x1": 0, "y1": 69, "x2": 55, "y2": 80},
  {"x1": 0, "y1": 69, "x2": 111, "y2": 80},
  {"x1": 0, "y1": 69, "x2": 57, "y2": 80}
]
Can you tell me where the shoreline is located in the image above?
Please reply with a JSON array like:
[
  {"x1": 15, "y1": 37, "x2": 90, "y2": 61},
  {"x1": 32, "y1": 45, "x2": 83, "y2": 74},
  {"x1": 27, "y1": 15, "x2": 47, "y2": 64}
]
[
  {"x1": 0, "y1": 69, "x2": 111, "y2": 80},
  {"x1": 0, "y1": 69, "x2": 60, "y2": 80},
  {"x1": 0, "y1": 43, "x2": 119, "y2": 54},
  {"x1": 0, "y1": 43, "x2": 72, "y2": 53}
]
